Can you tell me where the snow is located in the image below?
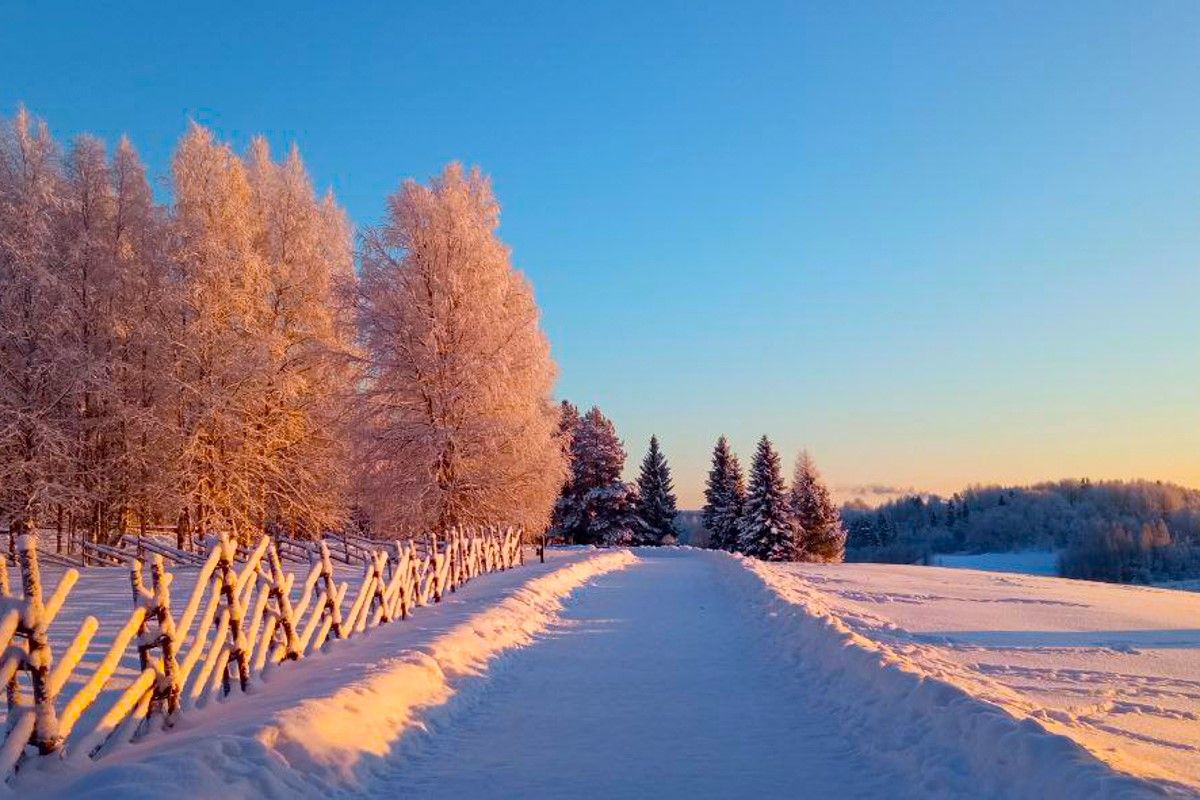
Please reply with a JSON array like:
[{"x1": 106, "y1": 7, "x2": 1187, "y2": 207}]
[
  {"x1": 18, "y1": 549, "x2": 1199, "y2": 798},
  {"x1": 933, "y1": 550, "x2": 1061, "y2": 576},
  {"x1": 28, "y1": 548, "x2": 634, "y2": 797},
  {"x1": 367, "y1": 548, "x2": 913, "y2": 798},
  {"x1": 749, "y1": 558, "x2": 1200, "y2": 796}
]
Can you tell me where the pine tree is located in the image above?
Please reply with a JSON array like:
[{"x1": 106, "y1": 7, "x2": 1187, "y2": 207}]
[
  {"x1": 358, "y1": 163, "x2": 565, "y2": 536},
  {"x1": 738, "y1": 436, "x2": 800, "y2": 560},
  {"x1": 549, "y1": 401, "x2": 582, "y2": 535},
  {"x1": 790, "y1": 450, "x2": 847, "y2": 562},
  {"x1": 552, "y1": 407, "x2": 638, "y2": 545},
  {"x1": 635, "y1": 435, "x2": 678, "y2": 545},
  {"x1": 702, "y1": 436, "x2": 745, "y2": 551}
]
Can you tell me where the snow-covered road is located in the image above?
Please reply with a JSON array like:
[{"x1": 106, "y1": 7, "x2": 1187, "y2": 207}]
[{"x1": 365, "y1": 549, "x2": 911, "y2": 799}]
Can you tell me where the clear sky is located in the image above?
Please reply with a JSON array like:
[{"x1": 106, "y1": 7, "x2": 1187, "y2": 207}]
[{"x1": 3, "y1": 2, "x2": 1198, "y2": 507}]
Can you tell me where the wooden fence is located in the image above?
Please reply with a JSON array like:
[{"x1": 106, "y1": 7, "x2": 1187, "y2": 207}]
[{"x1": 0, "y1": 524, "x2": 524, "y2": 785}]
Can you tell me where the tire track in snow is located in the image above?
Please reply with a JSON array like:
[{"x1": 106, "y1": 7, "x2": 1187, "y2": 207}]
[{"x1": 367, "y1": 549, "x2": 914, "y2": 799}]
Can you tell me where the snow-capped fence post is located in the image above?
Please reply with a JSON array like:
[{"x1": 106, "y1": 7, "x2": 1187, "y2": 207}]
[
  {"x1": 149, "y1": 556, "x2": 182, "y2": 719},
  {"x1": 0, "y1": 554, "x2": 22, "y2": 725},
  {"x1": 317, "y1": 541, "x2": 344, "y2": 640},
  {"x1": 15, "y1": 528, "x2": 65, "y2": 754},
  {"x1": 265, "y1": 540, "x2": 301, "y2": 661},
  {"x1": 368, "y1": 550, "x2": 392, "y2": 626},
  {"x1": 0, "y1": 519, "x2": 528, "y2": 786},
  {"x1": 429, "y1": 533, "x2": 443, "y2": 603},
  {"x1": 390, "y1": 541, "x2": 410, "y2": 621},
  {"x1": 215, "y1": 534, "x2": 251, "y2": 693}
]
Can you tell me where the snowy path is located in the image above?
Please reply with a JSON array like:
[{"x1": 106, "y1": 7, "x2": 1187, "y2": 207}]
[{"x1": 367, "y1": 549, "x2": 911, "y2": 799}]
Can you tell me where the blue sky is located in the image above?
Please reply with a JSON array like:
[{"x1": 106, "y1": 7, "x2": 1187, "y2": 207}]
[{"x1": 3, "y1": 1, "x2": 1198, "y2": 506}]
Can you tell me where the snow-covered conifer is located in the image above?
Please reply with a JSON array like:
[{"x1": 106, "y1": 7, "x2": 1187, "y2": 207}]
[
  {"x1": 635, "y1": 435, "x2": 678, "y2": 545},
  {"x1": 702, "y1": 436, "x2": 745, "y2": 551},
  {"x1": 738, "y1": 436, "x2": 800, "y2": 561},
  {"x1": 789, "y1": 450, "x2": 846, "y2": 562},
  {"x1": 553, "y1": 407, "x2": 638, "y2": 545},
  {"x1": 549, "y1": 401, "x2": 582, "y2": 535}
]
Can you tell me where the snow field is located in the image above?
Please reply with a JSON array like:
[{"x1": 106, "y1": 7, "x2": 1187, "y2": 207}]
[
  {"x1": 739, "y1": 556, "x2": 1197, "y2": 798},
  {"x1": 30, "y1": 548, "x2": 635, "y2": 798}
]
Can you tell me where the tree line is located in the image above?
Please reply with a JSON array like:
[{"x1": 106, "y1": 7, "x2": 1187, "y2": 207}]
[
  {"x1": 0, "y1": 107, "x2": 563, "y2": 543},
  {"x1": 549, "y1": 404, "x2": 680, "y2": 545},
  {"x1": 703, "y1": 435, "x2": 846, "y2": 562},
  {"x1": 843, "y1": 479, "x2": 1200, "y2": 583}
]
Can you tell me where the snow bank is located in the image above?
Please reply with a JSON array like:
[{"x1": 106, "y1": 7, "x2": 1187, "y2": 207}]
[
  {"x1": 719, "y1": 555, "x2": 1190, "y2": 799},
  {"x1": 31, "y1": 549, "x2": 636, "y2": 798}
]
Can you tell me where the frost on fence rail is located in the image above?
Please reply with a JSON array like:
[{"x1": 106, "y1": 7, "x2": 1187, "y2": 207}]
[{"x1": 0, "y1": 522, "x2": 524, "y2": 787}]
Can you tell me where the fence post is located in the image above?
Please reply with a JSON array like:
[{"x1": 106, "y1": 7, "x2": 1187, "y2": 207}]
[
  {"x1": 215, "y1": 534, "x2": 251, "y2": 692},
  {"x1": 317, "y1": 541, "x2": 344, "y2": 640},
  {"x1": 266, "y1": 540, "x2": 300, "y2": 660},
  {"x1": 0, "y1": 555, "x2": 21, "y2": 731},
  {"x1": 149, "y1": 556, "x2": 182, "y2": 718},
  {"x1": 16, "y1": 527, "x2": 64, "y2": 754}
]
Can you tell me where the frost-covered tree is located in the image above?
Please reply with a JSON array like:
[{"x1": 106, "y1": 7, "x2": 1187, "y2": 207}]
[
  {"x1": 789, "y1": 450, "x2": 846, "y2": 562},
  {"x1": 108, "y1": 137, "x2": 180, "y2": 533},
  {"x1": 58, "y1": 133, "x2": 181, "y2": 540},
  {"x1": 738, "y1": 436, "x2": 801, "y2": 561},
  {"x1": 358, "y1": 163, "x2": 564, "y2": 536},
  {"x1": 553, "y1": 407, "x2": 639, "y2": 545},
  {"x1": 167, "y1": 126, "x2": 359, "y2": 541},
  {"x1": 702, "y1": 436, "x2": 745, "y2": 552},
  {"x1": 245, "y1": 138, "x2": 357, "y2": 535},
  {"x1": 171, "y1": 123, "x2": 274, "y2": 539},
  {"x1": 0, "y1": 108, "x2": 75, "y2": 528},
  {"x1": 59, "y1": 135, "x2": 121, "y2": 528},
  {"x1": 635, "y1": 435, "x2": 678, "y2": 545}
]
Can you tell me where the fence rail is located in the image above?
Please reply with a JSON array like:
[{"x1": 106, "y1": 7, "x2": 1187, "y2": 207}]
[{"x1": 0, "y1": 523, "x2": 524, "y2": 787}]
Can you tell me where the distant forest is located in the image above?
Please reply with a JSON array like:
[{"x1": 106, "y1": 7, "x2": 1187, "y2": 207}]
[{"x1": 842, "y1": 479, "x2": 1200, "y2": 584}]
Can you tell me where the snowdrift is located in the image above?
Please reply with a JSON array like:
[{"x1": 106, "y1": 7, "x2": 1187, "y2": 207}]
[
  {"x1": 723, "y1": 554, "x2": 1192, "y2": 799},
  {"x1": 31, "y1": 549, "x2": 636, "y2": 798}
]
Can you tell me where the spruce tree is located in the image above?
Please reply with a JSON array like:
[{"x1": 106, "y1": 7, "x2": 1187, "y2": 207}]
[
  {"x1": 635, "y1": 435, "x2": 678, "y2": 545},
  {"x1": 549, "y1": 401, "x2": 582, "y2": 535},
  {"x1": 790, "y1": 450, "x2": 847, "y2": 562},
  {"x1": 702, "y1": 436, "x2": 745, "y2": 551},
  {"x1": 552, "y1": 407, "x2": 638, "y2": 545},
  {"x1": 738, "y1": 436, "x2": 801, "y2": 560}
]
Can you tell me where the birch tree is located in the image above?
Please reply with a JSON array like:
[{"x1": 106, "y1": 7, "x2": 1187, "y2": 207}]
[
  {"x1": 59, "y1": 134, "x2": 124, "y2": 536},
  {"x1": 358, "y1": 163, "x2": 564, "y2": 536},
  {"x1": 0, "y1": 108, "x2": 74, "y2": 528},
  {"x1": 245, "y1": 138, "x2": 356, "y2": 535},
  {"x1": 108, "y1": 137, "x2": 179, "y2": 533},
  {"x1": 171, "y1": 123, "x2": 272, "y2": 539}
]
